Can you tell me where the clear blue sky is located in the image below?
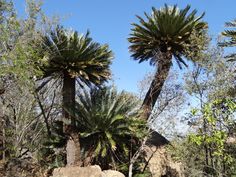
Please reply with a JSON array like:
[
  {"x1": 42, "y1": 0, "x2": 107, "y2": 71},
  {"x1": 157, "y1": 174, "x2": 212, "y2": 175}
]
[{"x1": 13, "y1": 0, "x2": 236, "y2": 93}]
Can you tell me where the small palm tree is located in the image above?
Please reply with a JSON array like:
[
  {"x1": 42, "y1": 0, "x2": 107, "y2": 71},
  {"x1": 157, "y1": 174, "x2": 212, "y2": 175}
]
[
  {"x1": 219, "y1": 19, "x2": 236, "y2": 60},
  {"x1": 128, "y1": 4, "x2": 207, "y2": 119},
  {"x1": 71, "y1": 86, "x2": 146, "y2": 169},
  {"x1": 40, "y1": 26, "x2": 113, "y2": 165}
]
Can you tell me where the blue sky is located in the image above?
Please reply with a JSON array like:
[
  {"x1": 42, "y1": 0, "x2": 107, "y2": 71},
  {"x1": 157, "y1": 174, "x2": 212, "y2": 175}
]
[{"x1": 13, "y1": 0, "x2": 236, "y2": 93}]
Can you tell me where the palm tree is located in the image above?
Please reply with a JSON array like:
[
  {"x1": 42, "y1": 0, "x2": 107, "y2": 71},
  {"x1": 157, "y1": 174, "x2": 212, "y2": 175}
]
[
  {"x1": 71, "y1": 86, "x2": 146, "y2": 169},
  {"x1": 40, "y1": 26, "x2": 113, "y2": 165},
  {"x1": 219, "y1": 19, "x2": 236, "y2": 60},
  {"x1": 128, "y1": 4, "x2": 207, "y2": 119}
]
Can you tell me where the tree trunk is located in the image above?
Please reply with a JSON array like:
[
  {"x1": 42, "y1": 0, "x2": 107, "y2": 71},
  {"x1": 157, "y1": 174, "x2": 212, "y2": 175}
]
[
  {"x1": 63, "y1": 71, "x2": 76, "y2": 126},
  {"x1": 128, "y1": 163, "x2": 133, "y2": 177},
  {"x1": 2, "y1": 118, "x2": 6, "y2": 161},
  {"x1": 142, "y1": 52, "x2": 172, "y2": 120},
  {"x1": 66, "y1": 132, "x2": 81, "y2": 166},
  {"x1": 63, "y1": 71, "x2": 81, "y2": 166}
]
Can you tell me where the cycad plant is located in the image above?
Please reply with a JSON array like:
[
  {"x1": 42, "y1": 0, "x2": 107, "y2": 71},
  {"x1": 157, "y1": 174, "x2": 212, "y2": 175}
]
[
  {"x1": 71, "y1": 86, "x2": 146, "y2": 169},
  {"x1": 219, "y1": 19, "x2": 236, "y2": 60},
  {"x1": 40, "y1": 26, "x2": 113, "y2": 165},
  {"x1": 128, "y1": 4, "x2": 207, "y2": 119}
]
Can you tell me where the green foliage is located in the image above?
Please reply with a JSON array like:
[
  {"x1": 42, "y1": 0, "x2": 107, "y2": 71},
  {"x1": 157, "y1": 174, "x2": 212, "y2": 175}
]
[
  {"x1": 38, "y1": 145, "x2": 65, "y2": 169},
  {"x1": 128, "y1": 4, "x2": 209, "y2": 119},
  {"x1": 0, "y1": 1, "x2": 60, "y2": 169},
  {"x1": 0, "y1": 0, "x2": 46, "y2": 85},
  {"x1": 133, "y1": 171, "x2": 152, "y2": 177},
  {"x1": 0, "y1": 76, "x2": 46, "y2": 159},
  {"x1": 187, "y1": 99, "x2": 236, "y2": 176},
  {"x1": 184, "y1": 45, "x2": 235, "y2": 100},
  {"x1": 43, "y1": 121, "x2": 66, "y2": 148},
  {"x1": 219, "y1": 19, "x2": 236, "y2": 60},
  {"x1": 1, "y1": 1, "x2": 235, "y2": 177},
  {"x1": 36, "y1": 25, "x2": 114, "y2": 167},
  {"x1": 69, "y1": 86, "x2": 147, "y2": 169},
  {"x1": 167, "y1": 139, "x2": 203, "y2": 176},
  {"x1": 40, "y1": 26, "x2": 113, "y2": 87},
  {"x1": 128, "y1": 4, "x2": 208, "y2": 66}
]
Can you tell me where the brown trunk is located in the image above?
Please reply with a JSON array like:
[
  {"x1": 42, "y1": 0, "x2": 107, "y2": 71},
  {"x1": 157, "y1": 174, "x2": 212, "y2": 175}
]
[
  {"x1": 66, "y1": 132, "x2": 81, "y2": 166},
  {"x1": 63, "y1": 71, "x2": 75, "y2": 125},
  {"x1": 141, "y1": 52, "x2": 172, "y2": 120},
  {"x1": 63, "y1": 71, "x2": 81, "y2": 166}
]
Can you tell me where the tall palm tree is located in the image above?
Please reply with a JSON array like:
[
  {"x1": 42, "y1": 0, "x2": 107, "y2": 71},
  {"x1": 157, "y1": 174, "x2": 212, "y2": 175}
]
[
  {"x1": 40, "y1": 26, "x2": 113, "y2": 165},
  {"x1": 128, "y1": 4, "x2": 207, "y2": 119},
  {"x1": 71, "y1": 86, "x2": 146, "y2": 169},
  {"x1": 219, "y1": 19, "x2": 236, "y2": 60}
]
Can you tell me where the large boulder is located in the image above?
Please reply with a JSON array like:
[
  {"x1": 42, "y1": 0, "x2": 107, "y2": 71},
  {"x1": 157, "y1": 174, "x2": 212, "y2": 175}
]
[
  {"x1": 102, "y1": 170, "x2": 125, "y2": 177},
  {"x1": 144, "y1": 131, "x2": 185, "y2": 177},
  {"x1": 51, "y1": 165, "x2": 125, "y2": 177},
  {"x1": 144, "y1": 145, "x2": 185, "y2": 177},
  {"x1": 51, "y1": 165, "x2": 102, "y2": 177}
]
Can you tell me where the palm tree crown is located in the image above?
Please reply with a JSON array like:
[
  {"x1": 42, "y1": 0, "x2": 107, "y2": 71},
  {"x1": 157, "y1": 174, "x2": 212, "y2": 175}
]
[
  {"x1": 219, "y1": 19, "x2": 236, "y2": 60},
  {"x1": 39, "y1": 26, "x2": 113, "y2": 166},
  {"x1": 128, "y1": 4, "x2": 208, "y2": 119},
  {"x1": 128, "y1": 4, "x2": 207, "y2": 67},
  {"x1": 71, "y1": 87, "x2": 145, "y2": 169},
  {"x1": 41, "y1": 26, "x2": 113, "y2": 86}
]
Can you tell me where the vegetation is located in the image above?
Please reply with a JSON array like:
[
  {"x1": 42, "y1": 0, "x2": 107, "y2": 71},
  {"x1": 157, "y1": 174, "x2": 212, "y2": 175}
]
[
  {"x1": 0, "y1": 1, "x2": 235, "y2": 177},
  {"x1": 128, "y1": 4, "x2": 208, "y2": 119},
  {"x1": 72, "y1": 86, "x2": 146, "y2": 171},
  {"x1": 167, "y1": 44, "x2": 236, "y2": 177},
  {"x1": 168, "y1": 98, "x2": 236, "y2": 177},
  {"x1": 219, "y1": 19, "x2": 236, "y2": 60},
  {"x1": 39, "y1": 25, "x2": 113, "y2": 165}
]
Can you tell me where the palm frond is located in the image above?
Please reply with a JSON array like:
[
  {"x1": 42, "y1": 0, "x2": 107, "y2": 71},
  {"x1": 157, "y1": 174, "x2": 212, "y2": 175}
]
[
  {"x1": 225, "y1": 19, "x2": 236, "y2": 27},
  {"x1": 40, "y1": 26, "x2": 113, "y2": 87},
  {"x1": 67, "y1": 86, "x2": 146, "y2": 168},
  {"x1": 219, "y1": 19, "x2": 236, "y2": 61},
  {"x1": 128, "y1": 4, "x2": 207, "y2": 67}
]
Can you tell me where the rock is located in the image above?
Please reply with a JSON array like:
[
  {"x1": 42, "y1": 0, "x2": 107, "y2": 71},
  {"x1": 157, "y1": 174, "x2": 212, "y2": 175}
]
[
  {"x1": 52, "y1": 165, "x2": 102, "y2": 177},
  {"x1": 144, "y1": 145, "x2": 185, "y2": 177},
  {"x1": 51, "y1": 165, "x2": 125, "y2": 177},
  {"x1": 102, "y1": 170, "x2": 125, "y2": 177},
  {"x1": 226, "y1": 136, "x2": 236, "y2": 144}
]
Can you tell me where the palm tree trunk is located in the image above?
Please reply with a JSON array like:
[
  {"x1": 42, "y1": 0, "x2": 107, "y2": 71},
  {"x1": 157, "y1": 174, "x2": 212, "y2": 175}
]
[
  {"x1": 142, "y1": 52, "x2": 172, "y2": 120},
  {"x1": 63, "y1": 71, "x2": 81, "y2": 166},
  {"x1": 63, "y1": 71, "x2": 75, "y2": 124}
]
